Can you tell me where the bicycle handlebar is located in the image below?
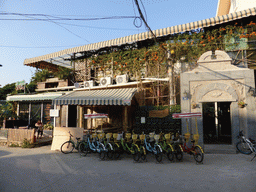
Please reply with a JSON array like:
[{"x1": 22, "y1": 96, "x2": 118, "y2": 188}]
[{"x1": 68, "y1": 131, "x2": 73, "y2": 137}]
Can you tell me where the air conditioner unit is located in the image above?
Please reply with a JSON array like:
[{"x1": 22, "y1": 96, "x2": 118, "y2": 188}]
[
  {"x1": 100, "y1": 77, "x2": 112, "y2": 86},
  {"x1": 116, "y1": 74, "x2": 128, "y2": 84},
  {"x1": 84, "y1": 80, "x2": 95, "y2": 88}
]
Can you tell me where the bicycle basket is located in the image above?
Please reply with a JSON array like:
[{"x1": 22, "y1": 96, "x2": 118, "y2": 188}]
[
  {"x1": 140, "y1": 134, "x2": 145, "y2": 140},
  {"x1": 193, "y1": 134, "x2": 199, "y2": 144},
  {"x1": 98, "y1": 133, "x2": 105, "y2": 139},
  {"x1": 132, "y1": 134, "x2": 138, "y2": 140},
  {"x1": 165, "y1": 134, "x2": 171, "y2": 140},
  {"x1": 125, "y1": 133, "x2": 131, "y2": 139},
  {"x1": 154, "y1": 135, "x2": 160, "y2": 141},
  {"x1": 92, "y1": 133, "x2": 97, "y2": 138},
  {"x1": 106, "y1": 133, "x2": 112, "y2": 139},
  {"x1": 184, "y1": 133, "x2": 191, "y2": 141},
  {"x1": 113, "y1": 133, "x2": 118, "y2": 139},
  {"x1": 149, "y1": 132, "x2": 154, "y2": 139}
]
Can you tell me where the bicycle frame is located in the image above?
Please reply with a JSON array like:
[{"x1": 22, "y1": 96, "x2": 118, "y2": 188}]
[
  {"x1": 144, "y1": 138, "x2": 162, "y2": 154},
  {"x1": 237, "y1": 131, "x2": 256, "y2": 161},
  {"x1": 120, "y1": 138, "x2": 139, "y2": 154},
  {"x1": 87, "y1": 136, "x2": 106, "y2": 153},
  {"x1": 68, "y1": 132, "x2": 82, "y2": 149}
]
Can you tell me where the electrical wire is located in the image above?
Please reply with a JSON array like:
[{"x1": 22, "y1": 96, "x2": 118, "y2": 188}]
[
  {"x1": 0, "y1": 12, "x2": 140, "y2": 21},
  {"x1": 43, "y1": 15, "x2": 90, "y2": 43},
  {"x1": 133, "y1": 0, "x2": 157, "y2": 41}
]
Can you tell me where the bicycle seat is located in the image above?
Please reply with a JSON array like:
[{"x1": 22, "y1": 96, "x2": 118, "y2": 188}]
[
  {"x1": 191, "y1": 139, "x2": 195, "y2": 143},
  {"x1": 76, "y1": 137, "x2": 81, "y2": 140}
]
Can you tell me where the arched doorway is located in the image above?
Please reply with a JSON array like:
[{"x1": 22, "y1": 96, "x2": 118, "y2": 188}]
[{"x1": 203, "y1": 102, "x2": 232, "y2": 144}]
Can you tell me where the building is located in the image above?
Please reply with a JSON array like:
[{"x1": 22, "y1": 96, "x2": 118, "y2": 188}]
[{"x1": 15, "y1": 6, "x2": 256, "y2": 150}]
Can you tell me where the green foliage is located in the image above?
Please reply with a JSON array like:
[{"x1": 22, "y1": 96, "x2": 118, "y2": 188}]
[
  {"x1": 75, "y1": 22, "x2": 256, "y2": 79},
  {"x1": 31, "y1": 69, "x2": 53, "y2": 83},
  {"x1": 26, "y1": 81, "x2": 37, "y2": 93},
  {"x1": 44, "y1": 123, "x2": 54, "y2": 130},
  {"x1": 54, "y1": 67, "x2": 73, "y2": 81},
  {"x1": 0, "y1": 102, "x2": 17, "y2": 120},
  {"x1": 170, "y1": 105, "x2": 181, "y2": 113},
  {"x1": 0, "y1": 83, "x2": 16, "y2": 100},
  {"x1": 9, "y1": 143, "x2": 20, "y2": 147},
  {"x1": 21, "y1": 138, "x2": 34, "y2": 148}
]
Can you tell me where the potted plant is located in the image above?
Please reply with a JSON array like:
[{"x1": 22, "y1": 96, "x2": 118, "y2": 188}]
[
  {"x1": 238, "y1": 100, "x2": 246, "y2": 108},
  {"x1": 191, "y1": 103, "x2": 197, "y2": 109}
]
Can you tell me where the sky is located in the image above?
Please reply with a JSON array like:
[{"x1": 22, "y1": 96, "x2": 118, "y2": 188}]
[{"x1": 0, "y1": 0, "x2": 219, "y2": 87}]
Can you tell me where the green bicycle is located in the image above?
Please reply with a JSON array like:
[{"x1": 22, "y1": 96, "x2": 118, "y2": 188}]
[
  {"x1": 159, "y1": 132, "x2": 175, "y2": 162},
  {"x1": 120, "y1": 133, "x2": 141, "y2": 162},
  {"x1": 60, "y1": 131, "x2": 86, "y2": 154}
]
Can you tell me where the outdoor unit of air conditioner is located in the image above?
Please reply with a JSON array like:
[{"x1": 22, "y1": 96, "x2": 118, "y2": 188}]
[
  {"x1": 100, "y1": 77, "x2": 112, "y2": 86},
  {"x1": 84, "y1": 80, "x2": 94, "y2": 88},
  {"x1": 116, "y1": 74, "x2": 128, "y2": 84}
]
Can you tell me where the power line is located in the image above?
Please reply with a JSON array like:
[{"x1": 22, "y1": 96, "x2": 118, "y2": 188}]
[
  {"x1": 43, "y1": 15, "x2": 90, "y2": 43},
  {"x1": 133, "y1": 0, "x2": 157, "y2": 41},
  {"x1": 0, "y1": 12, "x2": 140, "y2": 21},
  {"x1": 0, "y1": 45, "x2": 85, "y2": 48}
]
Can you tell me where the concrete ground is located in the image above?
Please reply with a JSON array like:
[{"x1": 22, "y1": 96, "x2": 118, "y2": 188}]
[{"x1": 0, "y1": 145, "x2": 255, "y2": 192}]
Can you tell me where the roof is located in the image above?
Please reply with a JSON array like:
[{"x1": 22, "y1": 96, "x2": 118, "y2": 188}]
[
  {"x1": 24, "y1": 7, "x2": 256, "y2": 69},
  {"x1": 53, "y1": 88, "x2": 138, "y2": 106},
  {"x1": 6, "y1": 92, "x2": 66, "y2": 102},
  {"x1": 216, "y1": 0, "x2": 231, "y2": 16}
]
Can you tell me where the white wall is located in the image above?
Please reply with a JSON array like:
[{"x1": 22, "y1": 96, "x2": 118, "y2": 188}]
[{"x1": 229, "y1": 0, "x2": 256, "y2": 13}]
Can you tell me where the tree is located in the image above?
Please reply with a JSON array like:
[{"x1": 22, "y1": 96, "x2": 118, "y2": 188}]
[{"x1": 0, "y1": 83, "x2": 16, "y2": 100}]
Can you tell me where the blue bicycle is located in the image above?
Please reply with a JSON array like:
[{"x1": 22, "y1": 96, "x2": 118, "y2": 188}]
[
  {"x1": 85, "y1": 132, "x2": 107, "y2": 160},
  {"x1": 144, "y1": 133, "x2": 163, "y2": 162}
]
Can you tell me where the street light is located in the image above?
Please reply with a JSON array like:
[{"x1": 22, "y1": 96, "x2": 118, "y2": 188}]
[{"x1": 0, "y1": 64, "x2": 2, "y2": 67}]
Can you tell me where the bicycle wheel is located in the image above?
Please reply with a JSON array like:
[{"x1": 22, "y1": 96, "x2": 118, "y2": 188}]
[
  {"x1": 113, "y1": 143, "x2": 121, "y2": 159},
  {"x1": 140, "y1": 146, "x2": 147, "y2": 161},
  {"x1": 174, "y1": 144, "x2": 183, "y2": 161},
  {"x1": 106, "y1": 143, "x2": 114, "y2": 159},
  {"x1": 132, "y1": 145, "x2": 140, "y2": 162},
  {"x1": 78, "y1": 142, "x2": 88, "y2": 157},
  {"x1": 193, "y1": 146, "x2": 204, "y2": 163},
  {"x1": 99, "y1": 143, "x2": 106, "y2": 160},
  {"x1": 155, "y1": 145, "x2": 163, "y2": 163},
  {"x1": 236, "y1": 141, "x2": 253, "y2": 155},
  {"x1": 166, "y1": 145, "x2": 174, "y2": 162},
  {"x1": 61, "y1": 141, "x2": 75, "y2": 154}
]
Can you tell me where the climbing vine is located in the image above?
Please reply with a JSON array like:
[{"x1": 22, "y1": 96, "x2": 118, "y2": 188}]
[{"x1": 76, "y1": 21, "x2": 256, "y2": 79}]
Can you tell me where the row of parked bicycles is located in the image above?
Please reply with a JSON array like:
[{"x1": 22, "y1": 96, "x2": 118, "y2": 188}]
[{"x1": 60, "y1": 130, "x2": 204, "y2": 163}]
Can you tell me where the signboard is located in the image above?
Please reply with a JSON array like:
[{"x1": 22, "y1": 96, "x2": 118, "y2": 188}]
[
  {"x1": 84, "y1": 113, "x2": 108, "y2": 119},
  {"x1": 149, "y1": 108, "x2": 169, "y2": 118},
  {"x1": 15, "y1": 80, "x2": 25, "y2": 90},
  {"x1": 141, "y1": 117, "x2": 146, "y2": 124},
  {"x1": 50, "y1": 109, "x2": 59, "y2": 117},
  {"x1": 172, "y1": 112, "x2": 202, "y2": 119}
]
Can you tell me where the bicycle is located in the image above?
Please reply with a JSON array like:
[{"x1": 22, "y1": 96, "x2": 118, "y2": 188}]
[
  {"x1": 60, "y1": 131, "x2": 84, "y2": 154},
  {"x1": 78, "y1": 134, "x2": 89, "y2": 157},
  {"x1": 85, "y1": 132, "x2": 107, "y2": 160},
  {"x1": 172, "y1": 132, "x2": 184, "y2": 161},
  {"x1": 120, "y1": 132, "x2": 141, "y2": 162},
  {"x1": 144, "y1": 132, "x2": 163, "y2": 163},
  {"x1": 104, "y1": 133, "x2": 115, "y2": 159},
  {"x1": 138, "y1": 133, "x2": 147, "y2": 161},
  {"x1": 236, "y1": 130, "x2": 256, "y2": 161},
  {"x1": 179, "y1": 133, "x2": 204, "y2": 163},
  {"x1": 159, "y1": 132, "x2": 175, "y2": 162},
  {"x1": 111, "y1": 133, "x2": 122, "y2": 159}
]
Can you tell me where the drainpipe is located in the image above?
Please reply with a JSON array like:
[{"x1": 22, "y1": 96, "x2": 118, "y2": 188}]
[
  {"x1": 41, "y1": 103, "x2": 44, "y2": 123},
  {"x1": 28, "y1": 103, "x2": 31, "y2": 126}
]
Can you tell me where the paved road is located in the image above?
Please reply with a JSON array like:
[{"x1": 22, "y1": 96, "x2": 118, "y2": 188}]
[{"x1": 0, "y1": 145, "x2": 255, "y2": 192}]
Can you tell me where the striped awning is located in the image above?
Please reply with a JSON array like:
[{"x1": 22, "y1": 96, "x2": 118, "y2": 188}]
[
  {"x1": 53, "y1": 88, "x2": 138, "y2": 106},
  {"x1": 6, "y1": 92, "x2": 65, "y2": 102},
  {"x1": 24, "y1": 7, "x2": 256, "y2": 68}
]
